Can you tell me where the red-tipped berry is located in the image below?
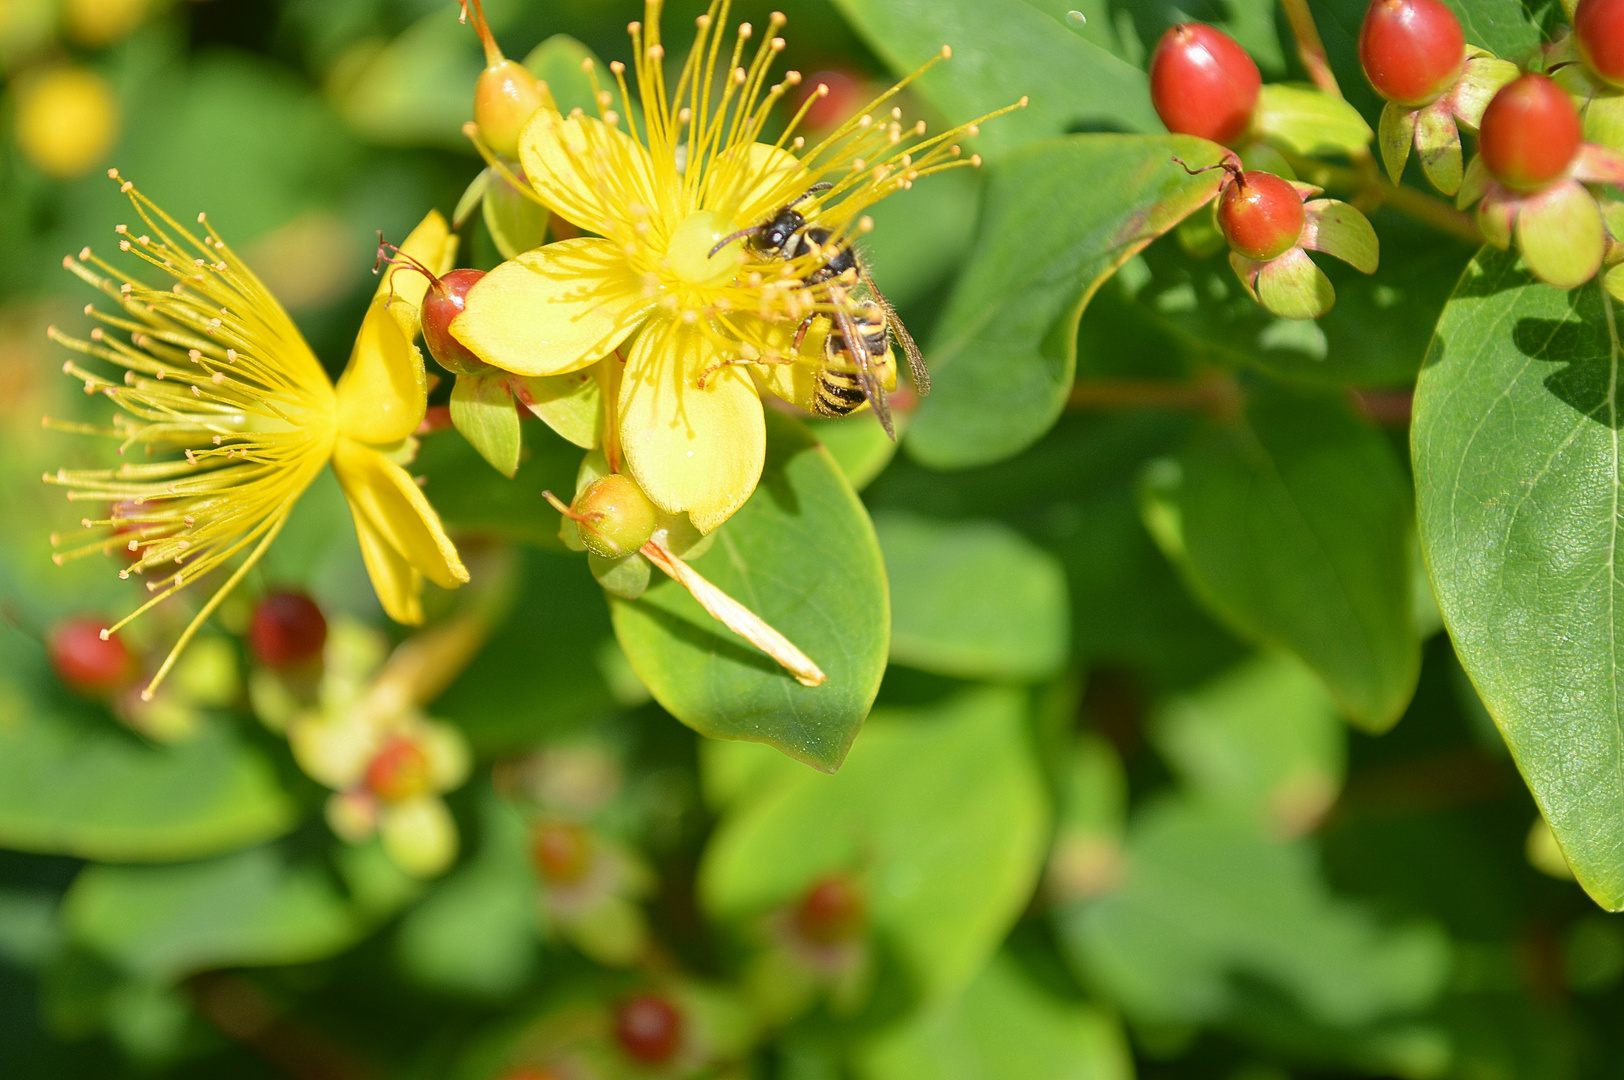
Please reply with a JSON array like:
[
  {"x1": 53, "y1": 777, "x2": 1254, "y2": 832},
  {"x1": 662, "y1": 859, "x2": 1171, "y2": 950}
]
[
  {"x1": 366, "y1": 736, "x2": 432, "y2": 803},
  {"x1": 49, "y1": 618, "x2": 134, "y2": 696},
  {"x1": 1576, "y1": 0, "x2": 1624, "y2": 89},
  {"x1": 531, "y1": 821, "x2": 593, "y2": 885},
  {"x1": 1219, "y1": 171, "x2": 1306, "y2": 261},
  {"x1": 421, "y1": 268, "x2": 487, "y2": 375},
  {"x1": 572, "y1": 475, "x2": 659, "y2": 560},
  {"x1": 614, "y1": 994, "x2": 683, "y2": 1065},
  {"x1": 249, "y1": 591, "x2": 327, "y2": 668},
  {"x1": 793, "y1": 876, "x2": 867, "y2": 945},
  {"x1": 1358, "y1": 0, "x2": 1466, "y2": 107},
  {"x1": 1149, "y1": 24, "x2": 1261, "y2": 144},
  {"x1": 1479, "y1": 74, "x2": 1582, "y2": 192}
]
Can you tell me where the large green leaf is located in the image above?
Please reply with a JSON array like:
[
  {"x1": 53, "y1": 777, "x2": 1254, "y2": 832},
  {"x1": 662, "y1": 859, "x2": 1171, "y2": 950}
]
[
  {"x1": 827, "y1": 0, "x2": 1158, "y2": 161},
  {"x1": 1413, "y1": 248, "x2": 1624, "y2": 910},
  {"x1": 0, "y1": 640, "x2": 296, "y2": 862},
  {"x1": 1142, "y1": 386, "x2": 1420, "y2": 731},
  {"x1": 611, "y1": 412, "x2": 888, "y2": 772},
  {"x1": 907, "y1": 135, "x2": 1230, "y2": 469},
  {"x1": 858, "y1": 952, "x2": 1133, "y2": 1080},
  {"x1": 874, "y1": 511, "x2": 1070, "y2": 681},
  {"x1": 64, "y1": 847, "x2": 360, "y2": 982},
  {"x1": 699, "y1": 689, "x2": 1049, "y2": 1000},
  {"x1": 1060, "y1": 797, "x2": 1452, "y2": 1035}
]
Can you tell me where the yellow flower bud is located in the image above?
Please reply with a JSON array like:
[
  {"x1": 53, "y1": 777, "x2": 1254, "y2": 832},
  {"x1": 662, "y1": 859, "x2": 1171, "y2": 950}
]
[
  {"x1": 65, "y1": 0, "x2": 147, "y2": 48},
  {"x1": 15, "y1": 66, "x2": 120, "y2": 179}
]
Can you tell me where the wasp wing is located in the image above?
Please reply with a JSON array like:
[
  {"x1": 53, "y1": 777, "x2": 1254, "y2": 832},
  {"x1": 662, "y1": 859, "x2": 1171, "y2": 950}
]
[
  {"x1": 830, "y1": 289, "x2": 895, "y2": 441},
  {"x1": 861, "y1": 266, "x2": 929, "y2": 397}
]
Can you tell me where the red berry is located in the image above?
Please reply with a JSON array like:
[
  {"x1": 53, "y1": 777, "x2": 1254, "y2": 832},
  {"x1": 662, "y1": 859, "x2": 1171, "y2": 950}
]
[
  {"x1": 248, "y1": 591, "x2": 327, "y2": 668},
  {"x1": 1149, "y1": 24, "x2": 1261, "y2": 144},
  {"x1": 1218, "y1": 171, "x2": 1306, "y2": 261},
  {"x1": 531, "y1": 822, "x2": 593, "y2": 885},
  {"x1": 365, "y1": 736, "x2": 433, "y2": 803},
  {"x1": 1478, "y1": 74, "x2": 1583, "y2": 192},
  {"x1": 797, "y1": 69, "x2": 866, "y2": 130},
  {"x1": 1576, "y1": 0, "x2": 1624, "y2": 89},
  {"x1": 613, "y1": 994, "x2": 683, "y2": 1065},
  {"x1": 422, "y1": 268, "x2": 487, "y2": 375},
  {"x1": 49, "y1": 618, "x2": 134, "y2": 696},
  {"x1": 793, "y1": 876, "x2": 866, "y2": 945},
  {"x1": 1358, "y1": 0, "x2": 1465, "y2": 107}
]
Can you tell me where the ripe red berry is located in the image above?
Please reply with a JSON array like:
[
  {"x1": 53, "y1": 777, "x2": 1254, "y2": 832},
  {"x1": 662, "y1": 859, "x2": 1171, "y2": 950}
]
[
  {"x1": 1149, "y1": 24, "x2": 1261, "y2": 144},
  {"x1": 1576, "y1": 0, "x2": 1624, "y2": 89},
  {"x1": 1478, "y1": 74, "x2": 1583, "y2": 192},
  {"x1": 531, "y1": 821, "x2": 593, "y2": 885},
  {"x1": 797, "y1": 69, "x2": 866, "y2": 130},
  {"x1": 613, "y1": 994, "x2": 683, "y2": 1065},
  {"x1": 365, "y1": 736, "x2": 432, "y2": 803},
  {"x1": 248, "y1": 591, "x2": 327, "y2": 668},
  {"x1": 1218, "y1": 171, "x2": 1306, "y2": 261},
  {"x1": 422, "y1": 268, "x2": 487, "y2": 375},
  {"x1": 1358, "y1": 0, "x2": 1466, "y2": 107},
  {"x1": 49, "y1": 618, "x2": 134, "y2": 696},
  {"x1": 793, "y1": 876, "x2": 867, "y2": 945}
]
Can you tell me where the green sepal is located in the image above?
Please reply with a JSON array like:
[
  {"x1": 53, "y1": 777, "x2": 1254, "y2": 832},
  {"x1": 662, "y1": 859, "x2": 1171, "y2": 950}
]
[
  {"x1": 512, "y1": 367, "x2": 601, "y2": 450},
  {"x1": 1378, "y1": 101, "x2": 1416, "y2": 187},
  {"x1": 1517, "y1": 180, "x2": 1605, "y2": 290},
  {"x1": 1452, "y1": 55, "x2": 1519, "y2": 130},
  {"x1": 1253, "y1": 83, "x2": 1373, "y2": 158},
  {"x1": 1233, "y1": 248, "x2": 1337, "y2": 321},
  {"x1": 449, "y1": 373, "x2": 521, "y2": 478},
  {"x1": 453, "y1": 168, "x2": 490, "y2": 230},
  {"x1": 1303, "y1": 200, "x2": 1379, "y2": 274},
  {"x1": 590, "y1": 552, "x2": 652, "y2": 600},
  {"x1": 481, "y1": 173, "x2": 549, "y2": 261},
  {"x1": 1414, "y1": 102, "x2": 1462, "y2": 196}
]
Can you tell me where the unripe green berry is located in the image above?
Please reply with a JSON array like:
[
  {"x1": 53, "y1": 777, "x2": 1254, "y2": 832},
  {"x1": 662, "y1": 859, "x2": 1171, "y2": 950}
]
[{"x1": 572, "y1": 475, "x2": 658, "y2": 559}]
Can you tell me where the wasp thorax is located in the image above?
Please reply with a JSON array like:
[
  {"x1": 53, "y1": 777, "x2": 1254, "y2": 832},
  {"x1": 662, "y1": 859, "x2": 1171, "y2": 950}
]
[
  {"x1": 573, "y1": 474, "x2": 659, "y2": 559},
  {"x1": 475, "y1": 59, "x2": 545, "y2": 159},
  {"x1": 666, "y1": 210, "x2": 745, "y2": 285},
  {"x1": 421, "y1": 268, "x2": 489, "y2": 375}
]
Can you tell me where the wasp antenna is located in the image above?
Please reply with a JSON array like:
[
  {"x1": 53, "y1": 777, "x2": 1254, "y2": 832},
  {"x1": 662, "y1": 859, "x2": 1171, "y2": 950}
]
[{"x1": 709, "y1": 225, "x2": 764, "y2": 259}]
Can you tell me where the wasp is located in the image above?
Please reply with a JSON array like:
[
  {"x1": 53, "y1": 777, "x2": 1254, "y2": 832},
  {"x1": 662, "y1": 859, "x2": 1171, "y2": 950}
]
[{"x1": 711, "y1": 183, "x2": 928, "y2": 440}]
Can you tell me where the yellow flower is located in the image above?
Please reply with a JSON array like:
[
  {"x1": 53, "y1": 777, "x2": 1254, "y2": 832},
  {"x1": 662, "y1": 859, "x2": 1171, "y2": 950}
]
[
  {"x1": 47, "y1": 174, "x2": 468, "y2": 698},
  {"x1": 452, "y1": 0, "x2": 1020, "y2": 532}
]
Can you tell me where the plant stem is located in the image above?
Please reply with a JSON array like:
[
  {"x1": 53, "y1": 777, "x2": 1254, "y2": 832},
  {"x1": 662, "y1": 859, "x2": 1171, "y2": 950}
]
[
  {"x1": 1278, "y1": 0, "x2": 1343, "y2": 97},
  {"x1": 1284, "y1": 153, "x2": 1485, "y2": 244},
  {"x1": 1066, "y1": 373, "x2": 1241, "y2": 417}
]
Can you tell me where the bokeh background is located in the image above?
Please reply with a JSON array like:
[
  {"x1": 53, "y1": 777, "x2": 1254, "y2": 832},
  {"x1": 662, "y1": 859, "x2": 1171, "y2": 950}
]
[{"x1": 3, "y1": 1, "x2": 1623, "y2": 1079}]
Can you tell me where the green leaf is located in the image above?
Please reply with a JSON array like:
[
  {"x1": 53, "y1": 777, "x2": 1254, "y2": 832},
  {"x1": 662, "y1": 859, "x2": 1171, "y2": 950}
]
[
  {"x1": 327, "y1": 11, "x2": 481, "y2": 149},
  {"x1": 1254, "y1": 84, "x2": 1374, "y2": 158},
  {"x1": 481, "y1": 174, "x2": 549, "y2": 262},
  {"x1": 700, "y1": 689, "x2": 1050, "y2": 999},
  {"x1": 1143, "y1": 386, "x2": 1421, "y2": 731},
  {"x1": 908, "y1": 135, "x2": 1231, "y2": 469},
  {"x1": 1151, "y1": 653, "x2": 1345, "y2": 835},
  {"x1": 827, "y1": 0, "x2": 1159, "y2": 160},
  {"x1": 858, "y1": 952, "x2": 1133, "y2": 1080},
  {"x1": 874, "y1": 511, "x2": 1070, "y2": 681},
  {"x1": 450, "y1": 373, "x2": 522, "y2": 478},
  {"x1": 64, "y1": 847, "x2": 360, "y2": 982},
  {"x1": 807, "y1": 415, "x2": 898, "y2": 492},
  {"x1": 862, "y1": 168, "x2": 980, "y2": 314},
  {"x1": 522, "y1": 35, "x2": 604, "y2": 116},
  {"x1": 1059, "y1": 797, "x2": 1452, "y2": 1031},
  {"x1": 0, "y1": 664, "x2": 296, "y2": 862},
  {"x1": 1440, "y1": 0, "x2": 1549, "y2": 58},
  {"x1": 396, "y1": 789, "x2": 540, "y2": 998},
  {"x1": 611, "y1": 412, "x2": 888, "y2": 771},
  {"x1": 512, "y1": 369, "x2": 601, "y2": 451},
  {"x1": 1413, "y1": 248, "x2": 1624, "y2": 909}
]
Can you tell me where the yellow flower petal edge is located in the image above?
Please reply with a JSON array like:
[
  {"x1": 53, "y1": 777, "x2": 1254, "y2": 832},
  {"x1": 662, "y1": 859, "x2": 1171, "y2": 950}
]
[
  {"x1": 518, "y1": 107, "x2": 659, "y2": 236},
  {"x1": 618, "y1": 322, "x2": 765, "y2": 534},
  {"x1": 452, "y1": 238, "x2": 653, "y2": 376},
  {"x1": 332, "y1": 437, "x2": 469, "y2": 594},
  {"x1": 45, "y1": 177, "x2": 466, "y2": 695}
]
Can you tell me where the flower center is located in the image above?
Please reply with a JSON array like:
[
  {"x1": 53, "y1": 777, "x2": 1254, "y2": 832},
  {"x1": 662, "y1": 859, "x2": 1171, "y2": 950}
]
[{"x1": 665, "y1": 210, "x2": 743, "y2": 286}]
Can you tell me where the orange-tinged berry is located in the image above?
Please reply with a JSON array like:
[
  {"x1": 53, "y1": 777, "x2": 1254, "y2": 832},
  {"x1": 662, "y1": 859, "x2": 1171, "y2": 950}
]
[
  {"x1": 476, "y1": 60, "x2": 545, "y2": 159},
  {"x1": 1479, "y1": 74, "x2": 1582, "y2": 192},
  {"x1": 531, "y1": 821, "x2": 594, "y2": 885},
  {"x1": 49, "y1": 618, "x2": 135, "y2": 696},
  {"x1": 793, "y1": 875, "x2": 867, "y2": 945},
  {"x1": 572, "y1": 475, "x2": 658, "y2": 559},
  {"x1": 249, "y1": 591, "x2": 327, "y2": 669},
  {"x1": 1219, "y1": 171, "x2": 1305, "y2": 261},
  {"x1": 1358, "y1": 0, "x2": 1465, "y2": 107},
  {"x1": 1576, "y1": 0, "x2": 1624, "y2": 89},
  {"x1": 1149, "y1": 24, "x2": 1261, "y2": 144},
  {"x1": 614, "y1": 994, "x2": 683, "y2": 1065},
  {"x1": 366, "y1": 736, "x2": 433, "y2": 803}
]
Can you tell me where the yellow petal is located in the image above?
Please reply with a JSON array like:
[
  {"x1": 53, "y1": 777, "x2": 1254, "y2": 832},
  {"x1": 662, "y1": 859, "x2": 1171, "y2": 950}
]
[
  {"x1": 335, "y1": 294, "x2": 427, "y2": 445},
  {"x1": 376, "y1": 209, "x2": 457, "y2": 341},
  {"x1": 450, "y1": 238, "x2": 651, "y2": 377},
  {"x1": 332, "y1": 437, "x2": 469, "y2": 624},
  {"x1": 519, "y1": 108, "x2": 657, "y2": 234},
  {"x1": 618, "y1": 320, "x2": 765, "y2": 534}
]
